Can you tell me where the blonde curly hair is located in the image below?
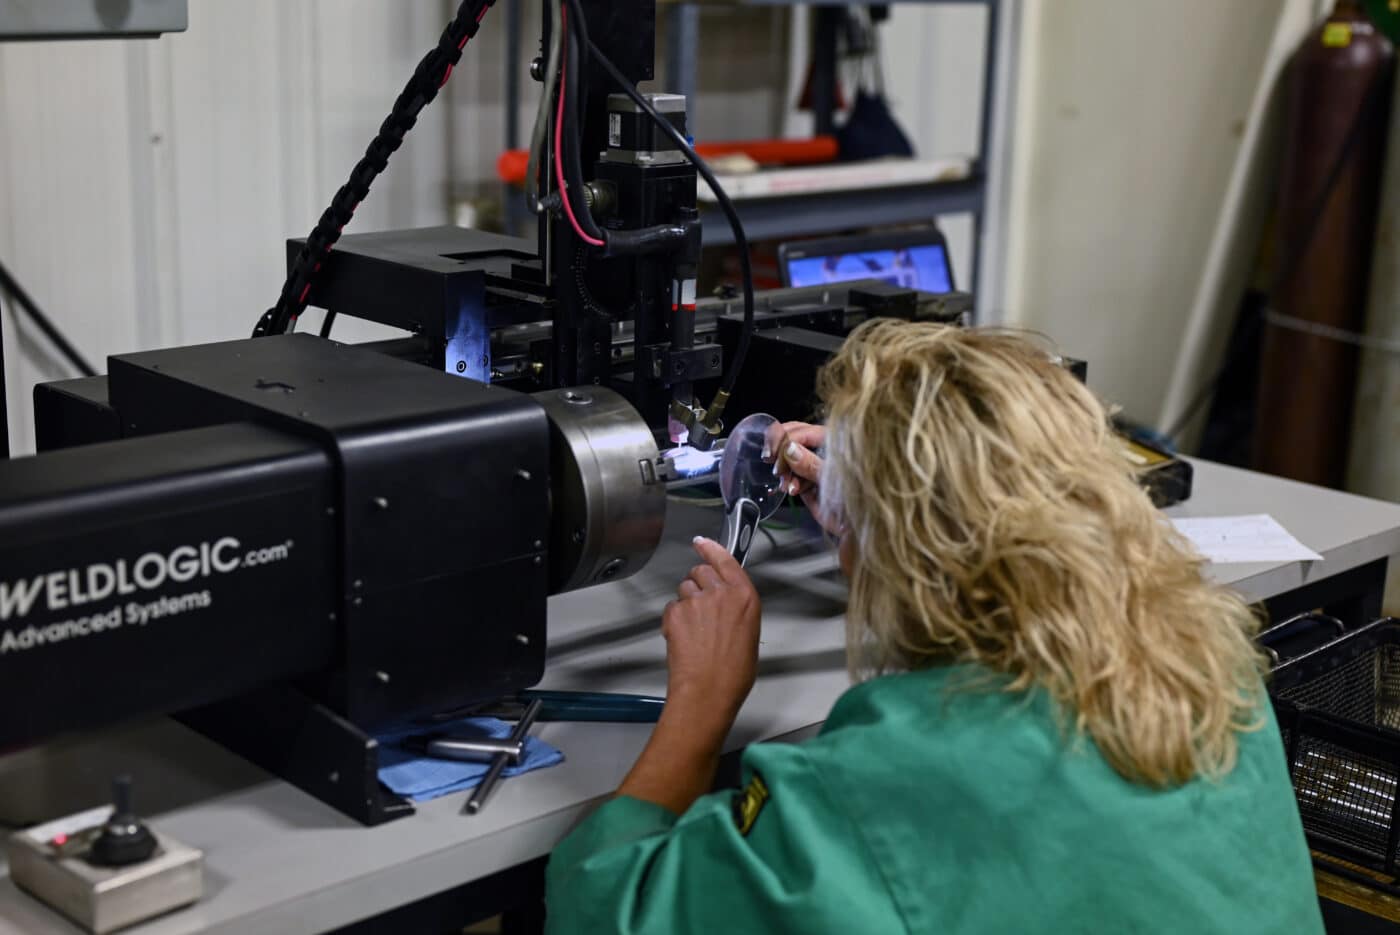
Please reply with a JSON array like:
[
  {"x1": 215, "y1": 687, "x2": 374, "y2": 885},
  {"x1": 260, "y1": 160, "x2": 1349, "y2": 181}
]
[{"x1": 818, "y1": 319, "x2": 1266, "y2": 787}]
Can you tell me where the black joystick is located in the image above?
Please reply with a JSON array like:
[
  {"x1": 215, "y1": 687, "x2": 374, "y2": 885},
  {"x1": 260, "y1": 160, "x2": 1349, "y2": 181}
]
[{"x1": 88, "y1": 775, "x2": 158, "y2": 867}]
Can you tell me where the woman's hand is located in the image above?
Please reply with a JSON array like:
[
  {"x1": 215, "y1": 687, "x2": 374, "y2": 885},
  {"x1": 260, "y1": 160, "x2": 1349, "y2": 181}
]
[
  {"x1": 616, "y1": 537, "x2": 761, "y2": 815},
  {"x1": 662, "y1": 536, "x2": 762, "y2": 736},
  {"x1": 767, "y1": 421, "x2": 839, "y2": 534}
]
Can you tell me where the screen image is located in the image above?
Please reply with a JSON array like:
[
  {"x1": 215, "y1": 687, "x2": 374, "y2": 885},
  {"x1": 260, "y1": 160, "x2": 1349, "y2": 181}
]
[{"x1": 786, "y1": 244, "x2": 952, "y2": 293}]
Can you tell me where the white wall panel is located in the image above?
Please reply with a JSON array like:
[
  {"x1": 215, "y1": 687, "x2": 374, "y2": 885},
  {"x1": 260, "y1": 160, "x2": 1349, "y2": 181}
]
[
  {"x1": 162, "y1": 0, "x2": 449, "y2": 350},
  {"x1": 1002, "y1": 0, "x2": 1283, "y2": 421},
  {"x1": 162, "y1": 0, "x2": 313, "y2": 348},
  {"x1": 0, "y1": 38, "x2": 144, "y2": 454},
  {"x1": 0, "y1": 1, "x2": 451, "y2": 454},
  {"x1": 445, "y1": 0, "x2": 518, "y2": 196}
]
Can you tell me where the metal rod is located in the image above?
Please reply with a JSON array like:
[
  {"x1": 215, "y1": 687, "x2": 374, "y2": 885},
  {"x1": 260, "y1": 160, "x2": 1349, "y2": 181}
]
[
  {"x1": 464, "y1": 697, "x2": 544, "y2": 815},
  {"x1": 503, "y1": 0, "x2": 525, "y2": 235},
  {"x1": 665, "y1": 4, "x2": 700, "y2": 133},
  {"x1": 112, "y1": 775, "x2": 133, "y2": 816},
  {"x1": 0, "y1": 290, "x2": 9, "y2": 459},
  {"x1": 811, "y1": 8, "x2": 841, "y2": 137},
  {"x1": 0, "y1": 256, "x2": 97, "y2": 377},
  {"x1": 975, "y1": 0, "x2": 1000, "y2": 180},
  {"x1": 505, "y1": 0, "x2": 522, "y2": 150},
  {"x1": 426, "y1": 736, "x2": 524, "y2": 763},
  {"x1": 969, "y1": 0, "x2": 1001, "y2": 315}
]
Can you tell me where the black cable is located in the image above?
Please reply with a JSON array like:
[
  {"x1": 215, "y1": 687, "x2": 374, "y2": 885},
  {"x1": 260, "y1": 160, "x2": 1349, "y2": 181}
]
[
  {"x1": 565, "y1": 0, "x2": 588, "y2": 90},
  {"x1": 0, "y1": 257, "x2": 97, "y2": 377},
  {"x1": 560, "y1": 2, "x2": 605, "y2": 243},
  {"x1": 584, "y1": 37, "x2": 756, "y2": 396},
  {"x1": 525, "y1": 0, "x2": 564, "y2": 212},
  {"x1": 556, "y1": 2, "x2": 700, "y2": 257},
  {"x1": 256, "y1": 0, "x2": 495, "y2": 338},
  {"x1": 563, "y1": 0, "x2": 591, "y2": 137},
  {"x1": 319, "y1": 311, "x2": 338, "y2": 339},
  {"x1": 1165, "y1": 67, "x2": 1392, "y2": 444}
]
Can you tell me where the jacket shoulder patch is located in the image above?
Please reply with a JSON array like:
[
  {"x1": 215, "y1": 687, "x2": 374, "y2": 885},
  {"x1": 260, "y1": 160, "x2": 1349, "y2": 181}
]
[{"x1": 732, "y1": 770, "x2": 770, "y2": 836}]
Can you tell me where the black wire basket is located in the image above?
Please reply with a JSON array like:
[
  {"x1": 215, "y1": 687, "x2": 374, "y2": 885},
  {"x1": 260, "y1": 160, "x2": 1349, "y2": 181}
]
[
  {"x1": 1258, "y1": 612, "x2": 1346, "y2": 667},
  {"x1": 1271, "y1": 618, "x2": 1400, "y2": 889}
]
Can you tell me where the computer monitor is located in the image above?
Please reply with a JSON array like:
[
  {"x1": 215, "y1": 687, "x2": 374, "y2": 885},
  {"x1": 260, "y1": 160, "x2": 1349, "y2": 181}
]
[{"x1": 778, "y1": 228, "x2": 955, "y2": 293}]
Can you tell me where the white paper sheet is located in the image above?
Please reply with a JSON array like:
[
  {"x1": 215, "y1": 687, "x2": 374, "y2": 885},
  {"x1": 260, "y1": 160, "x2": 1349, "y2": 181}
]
[{"x1": 1170, "y1": 514, "x2": 1324, "y2": 564}]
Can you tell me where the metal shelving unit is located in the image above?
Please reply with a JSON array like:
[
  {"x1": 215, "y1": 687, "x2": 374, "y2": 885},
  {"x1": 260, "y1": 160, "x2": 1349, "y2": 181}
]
[
  {"x1": 502, "y1": 0, "x2": 1008, "y2": 295},
  {"x1": 699, "y1": 176, "x2": 984, "y2": 247},
  {"x1": 667, "y1": 0, "x2": 1003, "y2": 291}
]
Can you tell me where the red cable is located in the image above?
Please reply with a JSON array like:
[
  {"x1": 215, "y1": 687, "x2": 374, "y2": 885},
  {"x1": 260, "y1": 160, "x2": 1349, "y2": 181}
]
[
  {"x1": 440, "y1": 7, "x2": 482, "y2": 90},
  {"x1": 440, "y1": 31, "x2": 473, "y2": 87},
  {"x1": 555, "y1": 7, "x2": 605, "y2": 248}
]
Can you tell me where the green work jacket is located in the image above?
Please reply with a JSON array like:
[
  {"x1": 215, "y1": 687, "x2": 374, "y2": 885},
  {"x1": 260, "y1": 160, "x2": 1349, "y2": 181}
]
[{"x1": 546, "y1": 665, "x2": 1322, "y2": 933}]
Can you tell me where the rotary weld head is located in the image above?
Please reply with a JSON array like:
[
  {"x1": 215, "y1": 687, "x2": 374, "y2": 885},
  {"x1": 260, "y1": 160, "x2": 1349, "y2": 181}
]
[{"x1": 533, "y1": 387, "x2": 666, "y2": 593}]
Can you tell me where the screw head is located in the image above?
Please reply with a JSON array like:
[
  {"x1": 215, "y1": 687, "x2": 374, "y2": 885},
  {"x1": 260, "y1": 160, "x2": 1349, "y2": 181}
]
[
  {"x1": 373, "y1": 496, "x2": 389, "y2": 510},
  {"x1": 456, "y1": 360, "x2": 467, "y2": 373},
  {"x1": 515, "y1": 633, "x2": 530, "y2": 646},
  {"x1": 530, "y1": 57, "x2": 545, "y2": 81},
  {"x1": 374, "y1": 670, "x2": 391, "y2": 684}
]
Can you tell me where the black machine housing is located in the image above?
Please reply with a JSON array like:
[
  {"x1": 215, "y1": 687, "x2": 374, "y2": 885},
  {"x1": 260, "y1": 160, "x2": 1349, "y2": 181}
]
[
  {"x1": 5, "y1": 240, "x2": 958, "y2": 826},
  {"x1": 2, "y1": 0, "x2": 951, "y2": 826},
  {"x1": 8, "y1": 336, "x2": 553, "y2": 823},
  {"x1": 287, "y1": 224, "x2": 971, "y2": 426},
  {"x1": 3, "y1": 0, "x2": 1169, "y2": 828}
]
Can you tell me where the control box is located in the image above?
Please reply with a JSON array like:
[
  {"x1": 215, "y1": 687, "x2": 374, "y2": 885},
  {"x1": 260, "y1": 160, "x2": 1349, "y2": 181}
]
[{"x1": 6, "y1": 798, "x2": 202, "y2": 933}]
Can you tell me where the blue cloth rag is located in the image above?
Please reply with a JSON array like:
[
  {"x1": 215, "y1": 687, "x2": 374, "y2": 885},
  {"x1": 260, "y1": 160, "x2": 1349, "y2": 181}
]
[{"x1": 377, "y1": 717, "x2": 564, "y2": 803}]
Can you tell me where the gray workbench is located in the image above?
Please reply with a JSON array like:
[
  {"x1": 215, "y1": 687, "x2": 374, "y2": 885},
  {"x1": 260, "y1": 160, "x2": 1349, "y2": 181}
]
[
  {"x1": 2, "y1": 459, "x2": 1399, "y2": 935},
  {"x1": 1174, "y1": 459, "x2": 1400, "y2": 621}
]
